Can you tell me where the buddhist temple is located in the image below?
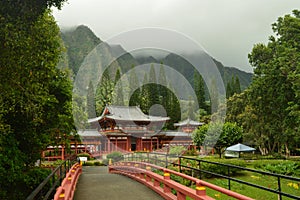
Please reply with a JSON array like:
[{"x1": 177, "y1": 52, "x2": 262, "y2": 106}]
[
  {"x1": 43, "y1": 106, "x2": 205, "y2": 160},
  {"x1": 87, "y1": 105, "x2": 170, "y2": 152}
]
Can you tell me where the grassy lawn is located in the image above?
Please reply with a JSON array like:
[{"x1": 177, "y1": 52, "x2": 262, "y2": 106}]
[{"x1": 202, "y1": 171, "x2": 300, "y2": 200}]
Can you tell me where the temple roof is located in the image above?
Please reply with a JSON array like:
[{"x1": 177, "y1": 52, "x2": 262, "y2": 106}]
[
  {"x1": 88, "y1": 105, "x2": 169, "y2": 123},
  {"x1": 174, "y1": 118, "x2": 204, "y2": 127},
  {"x1": 77, "y1": 129, "x2": 101, "y2": 137}
]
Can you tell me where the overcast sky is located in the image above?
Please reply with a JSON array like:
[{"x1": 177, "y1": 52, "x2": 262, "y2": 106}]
[{"x1": 53, "y1": 0, "x2": 299, "y2": 72}]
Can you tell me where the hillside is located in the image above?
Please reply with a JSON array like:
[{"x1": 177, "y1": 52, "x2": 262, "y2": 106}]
[{"x1": 60, "y1": 25, "x2": 252, "y2": 96}]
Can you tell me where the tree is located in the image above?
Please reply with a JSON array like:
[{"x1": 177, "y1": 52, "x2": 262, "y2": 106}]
[
  {"x1": 113, "y1": 68, "x2": 124, "y2": 106},
  {"x1": 194, "y1": 70, "x2": 207, "y2": 111},
  {"x1": 209, "y1": 78, "x2": 219, "y2": 114},
  {"x1": 95, "y1": 70, "x2": 114, "y2": 116},
  {"x1": 128, "y1": 66, "x2": 141, "y2": 106},
  {"x1": 0, "y1": 4, "x2": 73, "y2": 198},
  {"x1": 246, "y1": 10, "x2": 300, "y2": 155},
  {"x1": 87, "y1": 81, "x2": 96, "y2": 119},
  {"x1": 226, "y1": 76, "x2": 241, "y2": 99},
  {"x1": 192, "y1": 122, "x2": 243, "y2": 158}
]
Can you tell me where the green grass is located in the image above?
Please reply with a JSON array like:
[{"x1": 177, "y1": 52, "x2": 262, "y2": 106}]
[{"x1": 202, "y1": 171, "x2": 300, "y2": 200}]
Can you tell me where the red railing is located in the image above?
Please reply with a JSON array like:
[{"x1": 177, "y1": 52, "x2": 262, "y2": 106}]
[
  {"x1": 109, "y1": 161, "x2": 254, "y2": 200},
  {"x1": 54, "y1": 163, "x2": 82, "y2": 200}
]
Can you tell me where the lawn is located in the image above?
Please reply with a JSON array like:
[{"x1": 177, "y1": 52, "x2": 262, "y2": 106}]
[{"x1": 202, "y1": 171, "x2": 300, "y2": 200}]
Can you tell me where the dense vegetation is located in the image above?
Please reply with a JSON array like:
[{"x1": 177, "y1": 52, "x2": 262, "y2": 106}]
[
  {"x1": 0, "y1": 0, "x2": 75, "y2": 199},
  {"x1": 61, "y1": 25, "x2": 252, "y2": 125},
  {"x1": 225, "y1": 10, "x2": 300, "y2": 156}
]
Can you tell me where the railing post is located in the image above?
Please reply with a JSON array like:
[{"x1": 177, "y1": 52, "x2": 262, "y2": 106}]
[
  {"x1": 198, "y1": 160, "x2": 201, "y2": 179},
  {"x1": 228, "y1": 165, "x2": 231, "y2": 190},
  {"x1": 165, "y1": 154, "x2": 168, "y2": 168},
  {"x1": 179, "y1": 157, "x2": 182, "y2": 173},
  {"x1": 196, "y1": 181, "x2": 206, "y2": 196},
  {"x1": 278, "y1": 176, "x2": 282, "y2": 200},
  {"x1": 163, "y1": 169, "x2": 171, "y2": 193},
  {"x1": 58, "y1": 188, "x2": 65, "y2": 200}
]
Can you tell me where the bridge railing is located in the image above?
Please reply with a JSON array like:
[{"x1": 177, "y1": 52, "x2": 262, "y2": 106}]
[
  {"x1": 109, "y1": 161, "x2": 254, "y2": 200},
  {"x1": 26, "y1": 155, "x2": 76, "y2": 200},
  {"x1": 53, "y1": 163, "x2": 82, "y2": 200},
  {"x1": 177, "y1": 156, "x2": 300, "y2": 200},
  {"x1": 117, "y1": 152, "x2": 300, "y2": 200}
]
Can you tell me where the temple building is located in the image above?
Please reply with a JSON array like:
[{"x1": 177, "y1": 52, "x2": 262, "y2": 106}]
[
  {"x1": 83, "y1": 105, "x2": 205, "y2": 153},
  {"x1": 87, "y1": 105, "x2": 170, "y2": 152},
  {"x1": 43, "y1": 105, "x2": 205, "y2": 160},
  {"x1": 174, "y1": 118, "x2": 204, "y2": 133}
]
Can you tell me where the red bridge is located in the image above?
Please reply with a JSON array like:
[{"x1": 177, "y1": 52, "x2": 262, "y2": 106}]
[{"x1": 54, "y1": 162, "x2": 253, "y2": 200}]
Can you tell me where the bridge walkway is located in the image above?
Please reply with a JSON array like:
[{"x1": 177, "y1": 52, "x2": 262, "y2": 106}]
[{"x1": 74, "y1": 166, "x2": 163, "y2": 200}]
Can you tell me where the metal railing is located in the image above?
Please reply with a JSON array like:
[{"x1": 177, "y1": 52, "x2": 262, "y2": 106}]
[
  {"x1": 26, "y1": 155, "x2": 77, "y2": 200},
  {"x1": 118, "y1": 152, "x2": 300, "y2": 200},
  {"x1": 177, "y1": 156, "x2": 300, "y2": 200}
]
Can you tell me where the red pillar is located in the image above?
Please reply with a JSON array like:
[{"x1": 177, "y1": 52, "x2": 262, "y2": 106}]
[{"x1": 108, "y1": 138, "x2": 111, "y2": 153}]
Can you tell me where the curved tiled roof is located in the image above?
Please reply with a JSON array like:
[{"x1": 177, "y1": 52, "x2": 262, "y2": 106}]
[
  {"x1": 174, "y1": 118, "x2": 204, "y2": 127},
  {"x1": 88, "y1": 105, "x2": 169, "y2": 123}
]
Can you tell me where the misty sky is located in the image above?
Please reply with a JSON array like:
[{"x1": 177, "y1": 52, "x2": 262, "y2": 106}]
[{"x1": 53, "y1": 0, "x2": 299, "y2": 72}]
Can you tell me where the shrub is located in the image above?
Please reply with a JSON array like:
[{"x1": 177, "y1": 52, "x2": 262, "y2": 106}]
[
  {"x1": 106, "y1": 151, "x2": 123, "y2": 162},
  {"x1": 253, "y1": 160, "x2": 300, "y2": 176},
  {"x1": 183, "y1": 149, "x2": 198, "y2": 156},
  {"x1": 77, "y1": 152, "x2": 91, "y2": 160},
  {"x1": 169, "y1": 146, "x2": 186, "y2": 155},
  {"x1": 180, "y1": 157, "x2": 246, "y2": 178},
  {"x1": 19, "y1": 168, "x2": 52, "y2": 199},
  {"x1": 83, "y1": 161, "x2": 94, "y2": 166},
  {"x1": 94, "y1": 161, "x2": 102, "y2": 166}
]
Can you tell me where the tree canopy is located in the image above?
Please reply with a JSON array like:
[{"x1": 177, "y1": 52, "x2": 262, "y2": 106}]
[
  {"x1": 226, "y1": 10, "x2": 300, "y2": 156},
  {"x1": 0, "y1": 2, "x2": 74, "y2": 198},
  {"x1": 192, "y1": 122, "x2": 243, "y2": 158}
]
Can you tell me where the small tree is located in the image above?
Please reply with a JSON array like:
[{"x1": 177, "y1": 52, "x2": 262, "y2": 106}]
[{"x1": 192, "y1": 122, "x2": 243, "y2": 158}]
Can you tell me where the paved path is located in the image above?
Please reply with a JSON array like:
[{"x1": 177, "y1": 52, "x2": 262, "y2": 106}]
[{"x1": 74, "y1": 166, "x2": 163, "y2": 200}]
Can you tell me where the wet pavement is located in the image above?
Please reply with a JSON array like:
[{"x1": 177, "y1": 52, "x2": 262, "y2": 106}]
[{"x1": 74, "y1": 166, "x2": 163, "y2": 200}]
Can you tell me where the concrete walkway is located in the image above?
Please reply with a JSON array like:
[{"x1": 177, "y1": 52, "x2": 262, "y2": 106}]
[{"x1": 74, "y1": 166, "x2": 163, "y2": 200}]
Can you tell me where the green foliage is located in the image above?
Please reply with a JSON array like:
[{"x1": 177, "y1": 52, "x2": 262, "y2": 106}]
[
  {"x1": 95, "y1": 70, "x2": 114, "y2": 115},
  {"x1": 87, "y1": 81, "x2": 96, "y2": 119},
  {"x1": 192, "y1": 122, "x2": 243, "y2": 157},
  {"x1": 106, "y1": 151, "x2": 123, "y2": 162},
  {"x1": 226, "y1": 75, "x2": 241, "y2": 98},
  {"x1": 183, "y1": 149, "x2": 198, "y2": 156},
  {"x1": 194, "y1": 70, "x2": 209, "y2": 112},
  {"x1": 61, "y1": 25, "x2": 101, "y2": 75},
  {"x1": 169, "y1": 146, "x2": 187, "y2": 155},
  {"x1": 0, "y1": 5, "x2": 75, "y2": 199},
  {"x1": 253, "y1": 160, "x2": 300, "y2": 176},
  {"x1": 77, "y1": 153, "x2": 91, "y2": 160},
  {"x1": 180, "y1": 158, "x2": 246, "y2": 178},
  {"x1": 0, "y1": 0, "x2": 66, "y2": 23},
  {"x1": 113, "y1": 68, "x2": 124, "y2": 106},
  {"x1": 229, "y1": 10, "x2": 300, "y2": 155}
]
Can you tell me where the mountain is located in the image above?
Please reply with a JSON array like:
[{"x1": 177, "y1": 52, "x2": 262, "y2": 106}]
[
  {"x1": 60, "y1": 25, "x2": 252, "y2": 96},
  {"x1": 61, "y1": 25, "x2": 102, "y2": 75}
]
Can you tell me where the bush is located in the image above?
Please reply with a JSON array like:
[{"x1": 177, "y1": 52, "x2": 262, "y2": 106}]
[
  {"x1": 183, "y1": 149, "x2": 198, "y2": 156},
  {"x1": 106, "y1": 151, "x2": 123, "y2": 162},
  {"x1": 19, "y1": 167, "x2": 52, "y2": 199},
  {"x1": 253, "y1": 160, "x2": 300, "y2": 176},
  {"x1": 180, "y1": 157, "x2": 247, "y2": 178},
  {"x1": 77, "y1": 152, "x2": 91, "y2": 160},
  {"x1": 83, "y1": 161, "x2": 94, "y2": 166},
  {"x1": 169, "y1": 146, "x2": 186, "y2": 155}
]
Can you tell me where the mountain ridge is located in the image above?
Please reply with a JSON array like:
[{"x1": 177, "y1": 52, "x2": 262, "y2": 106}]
[{"x1": 60, "y1": 25, "x2": 252, "y2": 95}]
